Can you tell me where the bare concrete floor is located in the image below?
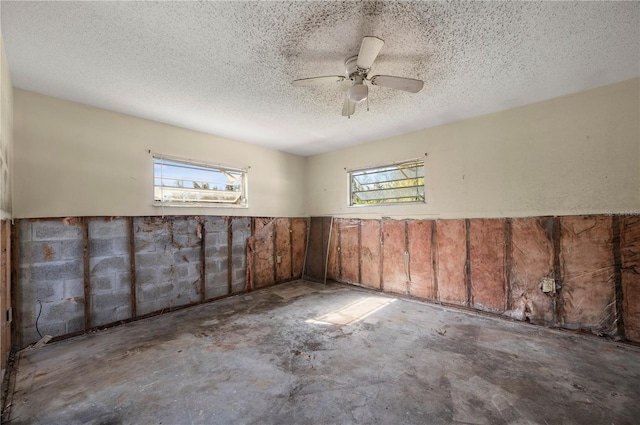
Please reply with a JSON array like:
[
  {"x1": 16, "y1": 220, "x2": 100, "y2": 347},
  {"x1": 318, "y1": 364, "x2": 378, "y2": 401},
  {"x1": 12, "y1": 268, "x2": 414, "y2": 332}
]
[{"x1": 5, "y1": 281, "x2": 640, "y2": 425}]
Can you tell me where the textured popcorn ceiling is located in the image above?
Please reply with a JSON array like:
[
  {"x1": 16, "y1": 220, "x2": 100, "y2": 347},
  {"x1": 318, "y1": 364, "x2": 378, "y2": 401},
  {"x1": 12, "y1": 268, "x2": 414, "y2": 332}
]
[{"x1": 1, "y1": 1, "x2": 638, "y2": 156}]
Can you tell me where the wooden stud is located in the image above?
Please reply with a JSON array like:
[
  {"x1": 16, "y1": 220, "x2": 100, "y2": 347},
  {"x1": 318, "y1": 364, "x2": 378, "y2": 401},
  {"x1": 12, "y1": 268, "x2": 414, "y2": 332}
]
[
  {"x1": 612, "y1": 215, "x2": 625, "y2": 339},
  {"x1": 464, "y1": 219, "x2": 472, "y2": 307},
  {"x1": 505, "y1": 218, "x2": 513, "y2": 311},
  {"x1": 227, "y1": 217, "x2": 233, "y2": 295},
  {"x1": 431, "y1": 220, "x2": 439, "y2": 301},
  {"x1": 10, "y1": 221, "x2": 20, "y2": 349},
  {"x1": 289, "y1": 218, "x2": 294, "y2": 280},
  {"x1": 82, "y1": 217, "x2": 90, "y2": 331},
  {"x1": 128, "y1": 217, "x2": 137, "y2": 318},
  {"x1": 552, "y1": 217, "x2": 562, "y2": 326},
  {"x1": 379, "y1": 219, "x2": 384, "y2": 291},
  {"x1": 357, "y1": 220, "x2": 362, "y2": 284}
]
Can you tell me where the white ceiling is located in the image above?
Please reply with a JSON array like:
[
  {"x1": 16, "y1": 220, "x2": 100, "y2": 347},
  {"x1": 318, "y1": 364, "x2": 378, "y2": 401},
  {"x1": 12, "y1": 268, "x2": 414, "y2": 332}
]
[{"x1": 1, "y1": 1, "x2": 638, "y2": 156}]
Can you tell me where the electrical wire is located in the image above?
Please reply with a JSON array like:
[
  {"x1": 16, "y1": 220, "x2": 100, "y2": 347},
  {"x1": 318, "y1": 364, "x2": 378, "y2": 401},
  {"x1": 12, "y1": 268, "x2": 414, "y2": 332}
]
[{"x1": 36, "y1": 300, "x2": 43, "y2": 338}]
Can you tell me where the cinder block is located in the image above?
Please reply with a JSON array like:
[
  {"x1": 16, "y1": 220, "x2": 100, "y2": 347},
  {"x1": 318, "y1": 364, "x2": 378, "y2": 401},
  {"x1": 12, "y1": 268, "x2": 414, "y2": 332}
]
[
  {"x1": 91, "y1": 274, "x2": 116, "y2": 292},
  {"x1": 89, "y1": 238, "x2": 115, "y2": 257},
  {"x1": 90, "y1": 256, "x2": 128, "y2": 274},
  {"x1": 20, "y1": 279, "x2": 64, "y2": 302},
  {"x1": 64, "y1": 278, "x2": 84, "y2": 298},
  {"x1": 135, "y1": 268, "x2": 158, "y2": 286},
  {"x1": 116, "y1": 271, "x2": 131, "y2": 289},
  {"x1": 32, "y1": 260, "x2": 83, "y2": 281},
  {"x1": 231, "y1": 278, "x2": 246, "y2": 293},
  {"x1": 93, "y1": 291, "x2": 131, "y2": 311},
  {"x1": 204, "y1": 217, "x2": 227, "y2": 233},
  {"x1": 89, "y1": 218, "x2": 127, "y2": 238},
  {"x1": 136, "y1": 252, "x2": 172, "y2": 268},
  {"x1": 18, "y1": 220, "x2": 32, "y2": 242},
  {"x1": 174, "y1": 248, "x2": 201, "y2": 264},
  {"x1": 66, "y1": 316, "x2": 85, "y2": 333},
  {"x1": 33, "y1": 220, "x2": 82, "y2": 241},
  {"x1": 112, "y1": 237, "x2": 130, "y2": 256},
  {"x1": 41, "y1": 298, "x2": 84, "y2": 321},
  {"x1": 138, "y1": 282, "x2": 174, "y2": 301},
  {"x1": 206, "y1": 271, "x2": 228, "y2": 299},
  {"x1": 37, "y1": 321, "x2": 67, "y2": 338}
]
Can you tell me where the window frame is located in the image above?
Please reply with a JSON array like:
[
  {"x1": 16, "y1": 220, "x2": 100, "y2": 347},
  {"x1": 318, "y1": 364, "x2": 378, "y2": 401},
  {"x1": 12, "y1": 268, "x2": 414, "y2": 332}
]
[
  {"x1": 152, "y1": 154, "x2": 248, "y2": 208},
  {"x1": 347, "y1": 158, "x2": 426, "y2": 207}
]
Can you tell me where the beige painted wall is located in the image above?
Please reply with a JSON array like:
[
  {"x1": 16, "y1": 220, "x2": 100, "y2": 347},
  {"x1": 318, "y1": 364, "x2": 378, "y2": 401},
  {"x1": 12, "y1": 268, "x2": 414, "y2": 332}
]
[
  {"x1": 0, "y1": 36, "x2": 13, "y2": 220},
  {"x1": 13, "y1": 90, "x2": 307, "y2": 218},
  {"x1": 306, "y1": 78, "x2": 640, "y2": 219}
]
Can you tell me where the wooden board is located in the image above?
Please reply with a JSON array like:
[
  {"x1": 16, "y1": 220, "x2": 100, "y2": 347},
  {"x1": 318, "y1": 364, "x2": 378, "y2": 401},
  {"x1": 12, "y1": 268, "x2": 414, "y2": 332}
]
[
  {"x1": 338, "y1": 219, "x2": 360, "y2": 284},
  {"x1": 326, "y1": 219, "x2": 339, "y2": 281},
  {"x1": 304, "y1": 217, "x2": 325, "y2": 280},
  {"x1": 469, "y1": 219, "x2": 507, "y2": 313},
  {"x1": 252, "y1": 219, "x2": 275, "y2": 289},
  {"x1": 275, "y1": 218, "x2": 292, "y2": 282},
  {"x1": 360, "y1": 220, "x2": 381, "y2": 289},
  {"x1": 382, "y1": 220, "x2": 408, "y2": 295},
  {"x1": 290, "y1": 218, "x2": 307, "y2": 279}
]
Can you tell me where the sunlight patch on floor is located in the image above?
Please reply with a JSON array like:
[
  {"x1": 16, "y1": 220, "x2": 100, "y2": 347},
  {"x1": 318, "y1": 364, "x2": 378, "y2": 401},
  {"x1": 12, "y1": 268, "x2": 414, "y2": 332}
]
[{"x1": 307, "y1": 296, "x2": 396, "y2": 326}]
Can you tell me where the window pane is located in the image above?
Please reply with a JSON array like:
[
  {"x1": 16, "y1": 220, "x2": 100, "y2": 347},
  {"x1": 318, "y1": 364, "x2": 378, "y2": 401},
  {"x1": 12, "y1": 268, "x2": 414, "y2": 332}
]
[
  {"x1": 350, "y1": 160, "x2": 425, "y2": 206},
  {"x1": 154, "y1": 157, "x2": 247, "y2": 206}
]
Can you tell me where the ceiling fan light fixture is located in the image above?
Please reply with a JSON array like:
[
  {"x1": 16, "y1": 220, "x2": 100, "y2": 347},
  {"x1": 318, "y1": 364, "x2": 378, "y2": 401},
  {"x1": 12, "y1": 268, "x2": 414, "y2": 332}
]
[{"x1": 348, "y1": 83, "x2": 368, "y2": 103}]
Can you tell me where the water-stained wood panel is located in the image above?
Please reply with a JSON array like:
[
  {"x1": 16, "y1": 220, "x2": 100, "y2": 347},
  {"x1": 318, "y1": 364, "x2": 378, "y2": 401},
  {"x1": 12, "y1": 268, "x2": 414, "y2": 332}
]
[
  {"x1": 360, "y1": 219, "x2": 381, "y2": 289},
  {"x1": 252, "y1": 219, "x2": 275, "y2": 289},
  {"x1": 339, "y1": 219, "x2": 360, "y2": 284},
  {"x1": 275, "y1": 218, "x2": 292, "y2": 282},
  {"x1": 382, "y1": 220, "x2": 408, "y2": 295},
  {"x1": 291, "y1": 218, "x2": 307, "y2": 279}
]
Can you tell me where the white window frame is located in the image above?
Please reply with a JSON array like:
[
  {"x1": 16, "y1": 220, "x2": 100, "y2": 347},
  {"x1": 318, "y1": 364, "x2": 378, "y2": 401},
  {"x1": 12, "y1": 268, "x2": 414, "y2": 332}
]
[
  {"x1": 153, "y1": 154, "x2": 248, "y2": 208},
  {"x1": 348, "y1": 159, "x2": 425, "y2": 207}
]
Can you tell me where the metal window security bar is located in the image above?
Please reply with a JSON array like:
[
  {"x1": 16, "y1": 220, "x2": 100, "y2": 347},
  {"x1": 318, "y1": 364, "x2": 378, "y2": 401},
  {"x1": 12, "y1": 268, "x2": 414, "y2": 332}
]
[
  {"x1": 349, "y1": 160, "x2": 425, "y2": 206},
  {"x1": 153, "y1": 155, "x2": 248, "y2": 206}
]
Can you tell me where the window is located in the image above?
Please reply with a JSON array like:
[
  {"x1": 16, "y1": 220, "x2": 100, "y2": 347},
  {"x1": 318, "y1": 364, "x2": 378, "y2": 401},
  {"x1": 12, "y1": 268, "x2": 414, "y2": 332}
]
[
  {"x1": 349, "y1": 159, "x2": 424, "y2": 206},
  {"x1": 153, "y1": 155, "x2": 247, "y2": 206}
]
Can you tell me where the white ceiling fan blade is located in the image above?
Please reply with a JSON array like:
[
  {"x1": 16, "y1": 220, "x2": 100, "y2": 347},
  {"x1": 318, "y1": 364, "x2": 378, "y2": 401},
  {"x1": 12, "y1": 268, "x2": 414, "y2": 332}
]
[
  {"x1": 369, "y1": 75, "x2": 424, "y2": 93},
  {"x1": 356, "y1": 36, "x2": 384, "y2": 69},
  {"x1": 292, "y1": 76, "x2": 345, "y2": 87},
  {"x1": 342, "y1": 96, "x2": 356, "y2": 117}
]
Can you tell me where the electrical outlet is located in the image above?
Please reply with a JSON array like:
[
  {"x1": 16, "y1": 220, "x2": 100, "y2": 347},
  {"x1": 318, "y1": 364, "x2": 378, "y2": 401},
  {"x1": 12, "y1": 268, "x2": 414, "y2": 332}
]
[
  {"x1": 276, "y1": 256, "x2": 282, "y2": 264},
  {"x1": 541, "y1": 278, "x2": 555, "y2": 293}
]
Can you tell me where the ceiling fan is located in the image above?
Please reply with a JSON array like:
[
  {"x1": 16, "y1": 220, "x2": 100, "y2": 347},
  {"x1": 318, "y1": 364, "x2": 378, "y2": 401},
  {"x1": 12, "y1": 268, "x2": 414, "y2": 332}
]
[{"x1": 292, "y1": 36, "x2": 424, "y2": 117}]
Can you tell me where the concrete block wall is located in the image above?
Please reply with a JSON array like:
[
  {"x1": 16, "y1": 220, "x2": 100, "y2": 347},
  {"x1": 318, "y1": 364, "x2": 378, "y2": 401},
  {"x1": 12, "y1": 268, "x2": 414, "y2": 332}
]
[
  {"x1": 89, "y1": 218, "x2": 131, "y2": 326},
  {"x1": 305, "y1": 215, "x2": 640, "y2": 343},
  {"x1": 15, "y1": 215, "x2": 308, "y2": 348},
  {"x1": 17, "y1": 219, "x2": 84, "y2": 348},
  {"x1": 134, "y1": 217, "x2": 201, "y2": 316}
]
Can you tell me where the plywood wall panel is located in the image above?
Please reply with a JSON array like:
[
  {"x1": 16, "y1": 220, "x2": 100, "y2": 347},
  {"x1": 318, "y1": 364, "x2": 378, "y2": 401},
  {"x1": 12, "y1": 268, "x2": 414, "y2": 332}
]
[
  {"x1": 510, "y1": 217, "x2": 555, "y2": 324},
  {"x1": 339, "y1": 219, "x2": 360, "y2": 284},
  {"x1": 275, "y1": 218, "x2": 292, "y2": 282},
  {"x1": 360, "y1": 219, "x2": 381, "y2": 289},
  {"x1": 251, "y1": 219, "x2": 275, "y2": 289},
  {"x1": 435, "y1": 220, "x2": 467, "y2": 305},
  {"x1": 304, "y1": 217, "x2": 325, "y2": 280},
  {"x1": 291, "y1": 218, "x2": 307, "y2": 279},
  {"x1": 407, "y1": 220, "x2": 435, "y2": 300},
  {"x1": 560, "y1": 216, "x2": 616, "y2": 334},
  {"x1": 382, "y1": 220, "x2": 408, "y2": 295},
  {"x1": 469, "y1": 219, "x2": 507, "y2": 313},
  {"x1": 326, "y1": 219, "x2": 339, "y2": 281},
  {"x1": 621, "y1": 216, "x2": 640, "y2": 342}
]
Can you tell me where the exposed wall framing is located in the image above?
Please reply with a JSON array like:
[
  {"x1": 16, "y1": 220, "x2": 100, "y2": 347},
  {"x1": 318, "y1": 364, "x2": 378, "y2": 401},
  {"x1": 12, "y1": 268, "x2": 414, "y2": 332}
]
[
  {"x1": 14, "y1": 215, "x2": 306, "y2": 348},
  {"x1": 305, "y1": 215, "x2": 640, "y2": 343}
]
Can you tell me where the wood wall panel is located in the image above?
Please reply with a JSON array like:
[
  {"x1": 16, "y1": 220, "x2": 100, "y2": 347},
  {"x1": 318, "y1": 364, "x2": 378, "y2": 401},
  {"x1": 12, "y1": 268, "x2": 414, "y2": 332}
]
[
  {"x1": 326, "y1": 219, "x2": 339, "y2": 281},
  {"x1": 275, "y1": 218, "x2": 292, "y2": 282},
  {"x1": 291, "y1": 218, "x2": 307, "y2": 279},
  {"x1": 360, "y1": 220, "x2": 381, "y2": 289},
  {"x1": 339, "y1": 219, "x2": 360, "y2": 284},
  {"x1": 252, "y1": 219, "x2": 275, "y2": 289},
  {"x1": 304, "y1": 217, "x2": 325, "y2": 280},
  {"x1": 382, "y1": 220, "x2": 408, "y2": 294}
]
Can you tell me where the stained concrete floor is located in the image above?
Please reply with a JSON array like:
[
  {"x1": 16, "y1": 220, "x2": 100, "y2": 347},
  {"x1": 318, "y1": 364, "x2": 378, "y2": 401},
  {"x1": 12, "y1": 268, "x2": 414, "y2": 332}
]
[{"x1": 5, "y1": 280, "x2": 640, "y2": 425}]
